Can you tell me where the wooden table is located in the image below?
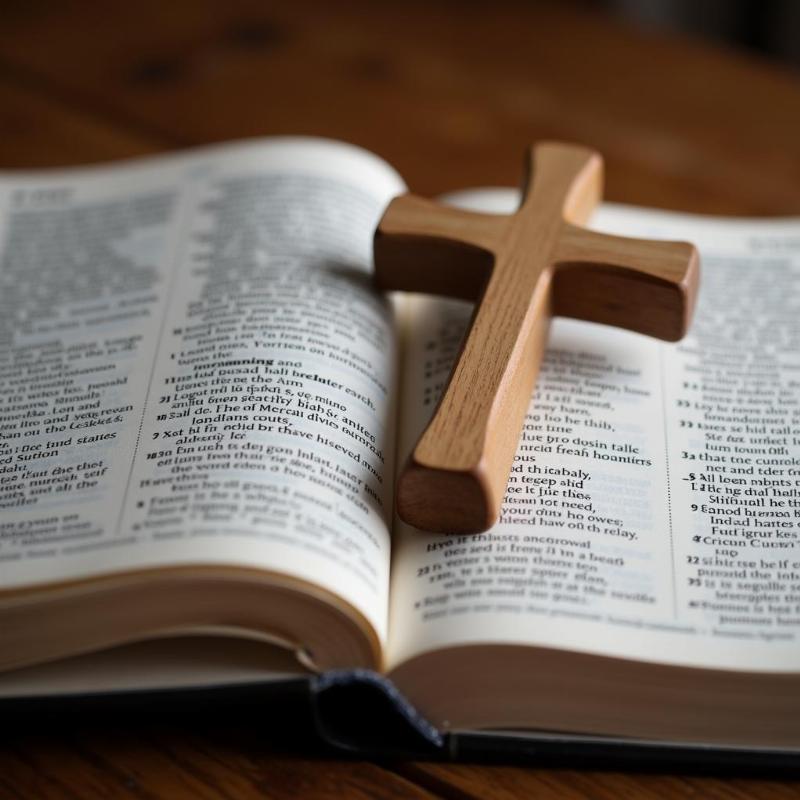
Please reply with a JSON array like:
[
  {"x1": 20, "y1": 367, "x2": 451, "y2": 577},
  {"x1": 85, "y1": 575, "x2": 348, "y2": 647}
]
[{"x1": 1, "y1": 1, "x2": 799, "y2": 797}]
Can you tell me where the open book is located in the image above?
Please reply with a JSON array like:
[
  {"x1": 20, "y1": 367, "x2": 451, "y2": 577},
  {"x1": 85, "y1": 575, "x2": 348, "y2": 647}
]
[{"x1": 2, "y1": 138, "x2": 799, "y2": 753}]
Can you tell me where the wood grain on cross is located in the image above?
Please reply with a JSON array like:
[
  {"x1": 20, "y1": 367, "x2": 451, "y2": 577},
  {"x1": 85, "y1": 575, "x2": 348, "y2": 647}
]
[{"x1": 375, "y1": 142, "x2": 700, "y2": 534}]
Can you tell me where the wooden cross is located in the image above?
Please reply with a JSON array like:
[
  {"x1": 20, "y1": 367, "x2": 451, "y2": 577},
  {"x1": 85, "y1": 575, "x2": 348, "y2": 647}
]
[{"x1": 374, "y1": 142, "x2": 700, "y2": 535}]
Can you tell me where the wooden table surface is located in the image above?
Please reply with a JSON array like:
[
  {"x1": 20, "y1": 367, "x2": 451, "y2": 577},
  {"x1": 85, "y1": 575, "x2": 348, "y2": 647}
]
[{"x1": 1, "y1": 1, "x2": 799, "y2": 797}]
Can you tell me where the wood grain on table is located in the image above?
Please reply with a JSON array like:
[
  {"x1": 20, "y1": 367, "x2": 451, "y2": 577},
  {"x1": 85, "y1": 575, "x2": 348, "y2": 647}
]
[{"x1": 0, "y1": 1, "x2": 798, "y2": 797}]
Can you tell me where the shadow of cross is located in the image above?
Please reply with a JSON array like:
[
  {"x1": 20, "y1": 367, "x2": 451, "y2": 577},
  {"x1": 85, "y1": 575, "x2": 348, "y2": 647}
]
[{"x1": 374, "y1": 142, "x2": 700, "y2": 535}]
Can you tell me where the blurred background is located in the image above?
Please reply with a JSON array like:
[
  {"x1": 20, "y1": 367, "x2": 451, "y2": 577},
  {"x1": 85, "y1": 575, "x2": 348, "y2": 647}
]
[
  {"x1": 0, "y1": 0, "x2": 798, "y2": 216},
  {"x1": 600, "y1": 0, "x2": 800, "y2": 67}
]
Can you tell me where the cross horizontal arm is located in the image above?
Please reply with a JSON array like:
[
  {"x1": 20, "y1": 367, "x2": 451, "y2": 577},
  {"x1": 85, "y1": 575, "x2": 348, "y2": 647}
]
[
  {"x1": 552, "y1": 223, "x2": 700, "y2": 340},
  {"x1": 373, "y1": 194, "x2": 508, "y2": 300}
]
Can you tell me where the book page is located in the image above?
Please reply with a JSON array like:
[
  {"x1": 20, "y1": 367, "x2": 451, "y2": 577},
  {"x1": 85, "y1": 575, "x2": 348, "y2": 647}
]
[
  {"x1": 387, "y1": 190, "x2": 800, "y2": 673},
  {"x1": 0, "y1": 139, "x2": 405, "y2": 644},
  {"x1": 0, "y1": 634, "x2": 307, "y2": 697}
]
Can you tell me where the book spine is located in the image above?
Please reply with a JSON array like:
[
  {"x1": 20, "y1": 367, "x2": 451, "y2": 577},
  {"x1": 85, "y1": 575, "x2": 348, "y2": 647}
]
[{"x1": 310, "y1": 669, "x2": 444, "y2": 758}]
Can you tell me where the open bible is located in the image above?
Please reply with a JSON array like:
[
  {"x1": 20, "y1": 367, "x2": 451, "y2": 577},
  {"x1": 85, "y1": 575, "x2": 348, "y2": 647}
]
[{"x1": 2, "y1": 139, "x2": 799, "y2": 760}]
